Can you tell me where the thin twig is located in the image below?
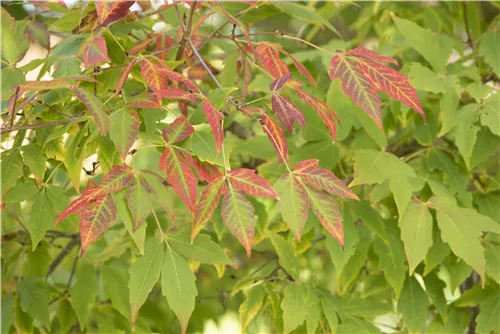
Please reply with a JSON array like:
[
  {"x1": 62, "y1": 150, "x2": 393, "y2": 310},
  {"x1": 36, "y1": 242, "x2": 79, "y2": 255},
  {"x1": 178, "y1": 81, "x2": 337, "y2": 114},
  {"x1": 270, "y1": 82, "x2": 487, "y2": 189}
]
[
  {"x1": 1, "y1": 118, "x2": 83, "y2": 134},
  {"x1": 46, "y1": 234, "x2": 80, "y2": 279}
]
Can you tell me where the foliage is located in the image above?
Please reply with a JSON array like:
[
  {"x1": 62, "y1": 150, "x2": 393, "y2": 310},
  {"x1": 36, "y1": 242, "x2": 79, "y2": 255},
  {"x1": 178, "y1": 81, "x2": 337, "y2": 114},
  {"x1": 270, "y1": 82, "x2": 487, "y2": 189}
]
[{"x1": 1, "y1": 1, "x2": 499, "y2": 333}]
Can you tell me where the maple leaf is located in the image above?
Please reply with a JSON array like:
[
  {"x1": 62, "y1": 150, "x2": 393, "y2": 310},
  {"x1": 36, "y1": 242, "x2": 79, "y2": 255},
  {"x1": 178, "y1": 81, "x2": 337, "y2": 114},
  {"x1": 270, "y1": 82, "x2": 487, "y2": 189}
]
[
  {"x1": 54, "y1": 187, "x2": 99, "y2": 226},
  {"x1": 80, "y1": 35, "x2": 110, "y2": 68},
  {"x1": 261, "y1": 113, "x2": 288, "y2": 165},
  {"x1": 329, "y1": 47, "x2": 424, "y2": 129},
  {"x1": 79, "y1": 194, "x2": 116, "y2": 256},
  {"x1": 183, "y1": 153, "x2": 223, "y2": 183},
  {"x1": 227, "y1": 168, "x2": 279, "y2": 199},
  {"x1": 140, "y1": 57, "x2": 168, "y2": 92},
  {"x1": 159, "y1": 146, "x2": 198, "y2": 211},
  {"x1": 116, "y1": 58, "x2": 139, "y2": 97},
  {"x1": 95, "y1": 0, "x2": 133, "y2": 26},
  {"x1": 192, "y1": 176, "x2": 225, "y2": 243},
  {"x1": 162, "y1": 115, "x2": 194, "y2": 144},
  {"x1": 293, "y1": 159, "x2": 359, "y2": 200},
  {"x1": 221, "y1": 184, "x2": 256, "y2": 257},
  {"x1": 271, "y1": 94, "x2": 306, "y2": 132},
  {"x1": 202, "y1": 98, "x2": 224, "y2": 155},
  {"x1": 139, "y1": 170, "x2": 175, "y2": 223},
  {"x1": 92, "y1": 165, "x2": 135, "y2": 198},
  {"x1": 156, "y1": 33, "x2": 173, "y2": 60},
  {"x1": 295, "y1": 89, "x2": 339, "y2": 140},
  {"x1": 255, "y1": 43, "x2": 289, "y2": 78}
]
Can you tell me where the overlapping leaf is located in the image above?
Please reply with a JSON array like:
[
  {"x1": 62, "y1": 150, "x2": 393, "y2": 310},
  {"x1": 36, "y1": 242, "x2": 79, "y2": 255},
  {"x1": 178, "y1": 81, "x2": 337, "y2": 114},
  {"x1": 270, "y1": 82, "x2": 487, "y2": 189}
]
[
  {"x1": 79, "y1": 194, "x2": 116, "y2": 256},
  {"x1": 192, "y1": 176, "x2": 225, "y2": 242},
  {"x1": 116, "y1": 59, "x2": 138, "y2": 97},
  {"x1": 109, "y1": 108, "x2": 140, "y2": 161},
  {"x1": 221, "y1": 184, "x2": 256, "y2": 257},
  {"x1": 154, "y1": 87, "x2": 198, "y2": 101},
  {"x1": 128, "y1": 35, "x2": 154, "y2": 56},
  {"x1": 92, "y1": 165, "x2": 135, "y2": 198},
  {"x1": 162, "y1": 115, "x2": 194, "y2": 144},
  {"x1": 280, "y1": 49, "x2": 315, "y2": 86},
  {"x1": 72, "y1": 87, "x2": 110, "y2": 135},
  {"x1": 202, "y1": 97, "x2": 224, "y2": 155},
  {"x1": 271, "y1": 94, "x2": 306, "y2": 132},
  {"x1": 270, "y1": 73, "x2": 291, "y2": 91},
  {"x1": 160, "y1": 67, "x2": 200, "y2": 93},
  {"x1": 261, "y1": 113, "x2": 288, "y2": 164},
  {"x1": 227, "y1": 168, "x2": 278, "y2": 199},
  {"x1": 139, "y1": 170, "x2": 175, "y2": 223},
  {"x1": 295, "y1": 89, "x2": 338, "y2": 140},
  {"x1": 183, "y1": 154, "x2": 222, "y2": 183},
  {"x1": 159, "y1": 146, "x2": 197, "y2": 211},
  {"x1": 96, "y1": 0, "x2": 133, "y2": 26},
  {"x1": 140, "y1": 57, "x2": 168, "y2": 92},
  {"x1": 125, "y1": 175, "x2": 152, "y2": 231},
  {"x1": 126, "y1": 92, "x2": 161, "y2": 109},
  {"x1": 81, "y1": 35, "x2": 110, "y2": 68},
  {"x1": 255, "y1": 43, "x2": 289, "y2": 78},
  {"x1": 156, "y1": 33, "x2": 173, "y2": 60}
]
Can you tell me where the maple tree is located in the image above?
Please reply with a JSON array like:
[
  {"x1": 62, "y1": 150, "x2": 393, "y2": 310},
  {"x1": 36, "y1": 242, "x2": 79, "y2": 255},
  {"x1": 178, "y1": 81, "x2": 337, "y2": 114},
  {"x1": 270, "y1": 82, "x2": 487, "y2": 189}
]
[{"x1": 1, "y1": 1, "x2": 499, "y2": 333}]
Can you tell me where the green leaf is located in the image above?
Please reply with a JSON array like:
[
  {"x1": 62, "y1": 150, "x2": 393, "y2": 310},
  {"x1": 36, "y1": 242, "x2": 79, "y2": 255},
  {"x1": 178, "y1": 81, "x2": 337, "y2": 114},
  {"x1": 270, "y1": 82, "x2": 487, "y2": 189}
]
[
  {"x1": 273, "y1": 2, "x2": 340, "y2": 36},
  {"x1": 161, "y1": 245, "x2": 198, "y2": 334},
  {"x1": 113, "y1": 190, "x2": 146, "y2": 255},
  {"x1": 1, "y1": 150, "x2": 24, "y2": 198},
  {"x1": 400, "y1": 200, "x2": 433, "y2": 275},
  {"x1": 109, "y1": 108, "x2": 140, "y2": 161},
  {"x1": 408, "y1": 63, "x2": 446, "y2": 94},
  {"x1": 337, "y1": 227, "x2": 372, "y2": 292},
  {"x1": 424, "y1": 224, "x2": 451, "y2": 275},
  {"x1": 239, "y1": 284, "x2": 265, "y2": 332},
  {"x1": 397, "y1": 277, "x2": 429, "y2": 334},
  {"x1": 23, "y1": 241, "x2": 51, "y2": 278},
  {"x1": 476, "y1": 295, "x2": 500, "y2": 333},
  {"x1": 485, "y1": 237, "x2": 500, "y2": 284},
  {"x1": 306, "y1": 286, "x2": 321, "y2": 334},
  {"x1": 206, "y1": 87, "x2": 239, "y2": 109},
  {"x1": 21, "y1": 144, "x2": 47, "y2": 186},
  {"x1": 101, "y1": 261, "x2": 131, "y2": 321},
  {"x1": 352, "y1": 149, "x2": 423, "y2": 217},
  {"x1": 3, "y1": 179, "x2": 40, "y2": 203},
  {"x1": 59, "y1": 298, "x2": 76, "y2": 334},
  {"x1": 1, "y1": 65, "x2": 25, "y2": 100},
  {"x1": 72, "y1": 87, "x2": 110, "y2": 135},
  {"x1": 373, "y1": 223, "x2": 407, "y2": 298},
  {"x1": 1, "y1": 8, "x2": 29, "y2": 64},
  {"x1": 426, "y1": 149, "x2": 468, "y2": 196},
  {"x1": 70, "y1": 262, "x2": 98, "y2": 330},
  {"x1": 17, "y1": 278, "x2": 50, "y2": 329},
  {"x1": 129, "y1": 237, "x2": 164, "y2": 322},
  {"x1": 392, "y1": 13, "x2": 454, "y2": 73},
  {"x1": 430, "y1": 196, "x2": 493, "y2": 283},
  {"x1": 1, "y1": 294, "x2": 14, "y2": 334},
  {"x1": 423, "y1": 273, "x2": 448, "y2": 321},
  {"x1": 267, "y1": 231, "x2": 300, "y2": 280},
  {"x1": 190, "y1": 126, "x2": 229, "y2": 167},
  {"x1": 480, "y1": 94, "x2": 500, "y2": 136},
  {"x1": 27, "y1": 189, "x2": 56, "y2": 251},
  {"x1": 439, "y1": 77, "x2": 460, "y2": 136},
  {"x1": 165, "y1": 224, "x2": 232, "y2": 265},
  {"x1": 125, "y1": 174, "x2": 152, "y2": 230},
  {"x1": 454, "y1": 104, "x2": 480, "y2": 170},
  {"x1": 281, "y1": 283, "x2": 308, "y2": 334},
  {"x1": 479, "y1": 31, "x2": 500, "y2": 74}
]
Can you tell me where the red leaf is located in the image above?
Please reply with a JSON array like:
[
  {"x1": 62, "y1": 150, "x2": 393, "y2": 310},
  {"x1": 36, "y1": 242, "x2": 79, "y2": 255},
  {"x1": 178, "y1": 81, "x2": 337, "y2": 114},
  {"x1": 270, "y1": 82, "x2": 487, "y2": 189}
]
[
  {"x1": 140, "y1": 58, "x2": 168, "y2": 92},
  {"x1": 116, "y1": 59, "x2": 139, "y2": 97},
  {"x1": 303, "y1": 184, "x2": 343, "y2": 246},
  {"x1": 228, "y1": 168, "x2": 278, "y2": 199},
  {"x1": 269, "y1": 73, "x2": 291, "y2": 91},
  {"x1": 128, "y1": 35, "x2": 155, "y2": 56},
  {"x1": 127, "y1": 92, "x2": 162, "y2": 109},
  {"x1": 159, "y1": 67, "x2": 200, "y2": 93},
  {"x1": 293, "y1": 159, "x2": 359, "y2": 200},
  {"x1": 347, "y1": 46, "x2": 398, "y2": 65},
  {"x1": 79, "y1": 194, "x2": 116, "y2": 256},
  {"x1": 92, "y1": 165, "x2": 135, "y2": 198},
  {"x1": 280, "y1": 49, "x2": 316, "y2": 87},
  {"x1": 295, "y1": 89, "x2": 339, "y2": 140},
  {"x1": 261, "y1": 113, "x2": 288, "y2": 164},
  {"x1": 153, "y1": 87, "x2": 198, "y2": 101},
  {"x1": 329, "y1": 54, "x2": 382, "y2": 129},
  {"x1": 156, "y1": 33, "x2": 173, "y2": 59},
  {"x1": 202, "y1": 98, "x2": 224, "y2": 155},
  {"x1": 81, "y1": 35, "x2": 110, "y2": 68},
  {"x1": 161, "y1": 115, "x2": 194, "y2": 144},
  {"x1": 54, "y1": 187, "x2": 98, "y2": 226},
  {"x1": 183, "y1": 154, "x2": 223, "y2": 183},
  {"x1": 255, "y1": 43, "x2": 289, "y2": 78},
  {"x1": 221, "y1": 184, "x2": 256, "y2": 257},
  {"x1": 159, "y1": 146, "x2": 197, "y2": 211},
  {"x1": 271, "y1": 94, "x2": 306, "y2": 132},
  {"x1": 96, "y1": 0, "x2": 133, "y2": 26},
  {"x1": 191, "y1": 176, "x2": 225, "y2": 242}
]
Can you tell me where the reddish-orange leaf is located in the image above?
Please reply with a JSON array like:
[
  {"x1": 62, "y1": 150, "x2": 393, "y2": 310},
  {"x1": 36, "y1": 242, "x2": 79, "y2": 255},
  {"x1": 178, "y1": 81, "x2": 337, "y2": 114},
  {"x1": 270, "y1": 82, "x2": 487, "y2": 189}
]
[
  {"x1": 261, "y1": 113, "x2": 288, "y2": 164},
  {"x1": 183, "y1": 153, "x2": 223, "y2": 183},
  {"x1": 280, "y1": 49, "x2": 316, "y2": 87},
  {"x1": 153, "y1": 87, "x2": 198, "y2": 101},
  {"x1": 293, "y1": 159, "x2": 359, "y2": 200},
  {"x1": 221, "y1": 184, "x2": 256, "y2": 257},
  {"x1": 295, "y1": 89, "x2": 339, "y2": 140},
  {"x1": 159, "y1": 67, "x2": 200, "y2": 93},
  {"x1": 271, "y1": 94, "x2": 306, "y2": 132},
  {"x1": 255, "y1": 43, "x2": 289, "y2": 79},
  {"x1": 54, "y1": 187, "x2": 98, "y2": 226},
  {"x1": 159, "y1": 146, "x2": 197, "y2": 211},
  {"x1": 191, "y1": 176, "x2": 225, "y2": 243},
  {"x1": 269, "y1": 73, "x2": 291, "y2": 91},
  {"x1": 354, "y1": 58, "x2": 425, "y2": 121},
  {"x1": 81, "y1": 35, "x2": 110, "y2": 68},
  {"x1": 347, "y1": 46, "x2": 398, "y2": 65},
  {"x1": 162, "y1": 115, "x2": 194, "y2": 144},
  {"x1": 228, "y1": 168, "x2": 278, "y2": 199},
  {"x1": 140, "y1": 58, "x2": 168, "y2": 92},
  {"x1": 128, "y1": 35, "x2": 155, "y2": 56},
  {"x1": 92, "y1": 165, "x2": 135, "y2": 198},
  {"x1": 156, "y1": 33, "x2": 173, "y2": 59},
  {"x1": 96, "y1": 0, "x2": 133, "y2": 26},
  {"x1": 202, "y1": 98, "x2": 224, "y2": 155},
  {"x1": 329, "y1": 54, "x2": 382, "y2": 129},
  {"x1": 303, "y1": 184, "x2": 344, "y2": 246},
  {"x1": 116, "y1": 58, "x2": 139, "y2": 97},
  {"x1": 217, "y1": 7, "x2": 251, "y2": 46},
  {"x1": 79, "y1": 194, "x2": 116, "y2": 256},
  {"x1": 127, "y1": 92, "x2": 162, "y2": 109}
]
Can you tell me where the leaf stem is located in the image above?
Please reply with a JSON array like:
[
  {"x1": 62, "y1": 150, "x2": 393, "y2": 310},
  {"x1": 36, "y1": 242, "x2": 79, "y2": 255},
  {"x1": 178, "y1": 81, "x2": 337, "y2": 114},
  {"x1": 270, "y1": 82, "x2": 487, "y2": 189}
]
[{"x1": 151, "y1": 208, "x2": 166, "y2": 239}]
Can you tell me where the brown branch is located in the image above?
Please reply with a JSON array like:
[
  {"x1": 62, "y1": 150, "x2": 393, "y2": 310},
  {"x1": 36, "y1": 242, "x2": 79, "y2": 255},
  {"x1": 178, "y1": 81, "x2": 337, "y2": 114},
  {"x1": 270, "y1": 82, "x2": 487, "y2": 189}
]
[
  {"x1": 1, "y1": 118, "x2": 82, "y2": 134},
  {"x1": 462, "y1": 1, "x2": 474, "y2": 48},
  {"x1": 46, "y1": 234, "x2": 80, "y2": 279},
  {"x1": 175, "y1": 2, "x2": 197, "y2": 61}
]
